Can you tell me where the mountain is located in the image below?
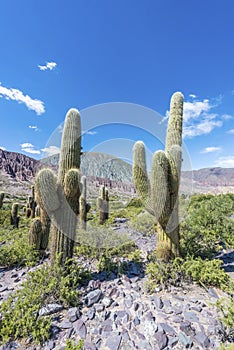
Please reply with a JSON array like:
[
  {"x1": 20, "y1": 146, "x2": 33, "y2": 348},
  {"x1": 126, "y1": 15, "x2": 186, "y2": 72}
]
[
  {"x1": 0, "y1": 149, "x2": 234, "y2": 196},
  {"x1": 42, "y1": 152, "x2": 133, "y2": 183}
]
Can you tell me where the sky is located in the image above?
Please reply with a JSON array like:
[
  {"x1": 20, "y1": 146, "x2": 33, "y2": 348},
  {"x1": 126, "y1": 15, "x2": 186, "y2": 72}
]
[{"x1": 0, "y1": 0, "x2": 234, "y2": 170}]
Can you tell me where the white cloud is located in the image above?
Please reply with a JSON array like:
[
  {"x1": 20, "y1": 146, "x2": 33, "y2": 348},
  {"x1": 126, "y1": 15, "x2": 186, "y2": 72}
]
[
  {"x1": 189, "y1": 94, "x2": 197, "y2": 98},
  {"x1": 41, "y1": 146, "x2": 60, "y2": 156},
  {"x1": 85, "y1": 130, "x2": 97, "y2": 135},
  {"x1": 173, "y1": 96, "x2": 224, "y2": 138},
  {"x1": 0, "y1": 146, "x2": 6, "y2": 150},
  {"x1": 29, "y1": 125, "x2": 39, "y2": 132},
  {"x1": 21, "y1": 143, "x2": 41, "y2": 155},
  {"x1": 38, "y1": 62, "x2": 57, "y2": 71},
  {"x1": 183, "y1": 99, "x2": 212, "y2": 123},
  {"x1": 215, "y1": 156, "x2": 234, "y2": 168},
  {"x1": 183, "y1": 119, "x2": 222, "y2": 138},
  {"x1": 0, "y1": 83, "x2": 45, "y2": 115},
  {"x1": 227, "y1": 129, "x2": 234, "y2": 134},
  {"x1": 222, "y1": 114, "x2": 233, "y2": 120},
  {"x1": 201, "y1": 146, "x2": 222, "y2": 153}
]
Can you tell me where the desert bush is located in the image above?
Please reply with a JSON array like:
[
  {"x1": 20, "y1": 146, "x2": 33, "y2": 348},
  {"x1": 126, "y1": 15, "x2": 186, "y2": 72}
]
[
  {"x1": 64, "y1": 339, "x2": 84, "y2": 350},
  {"x1": 0, "y1": 258, "x2": 88, "y2": 344},
  {"x1": 180, "y1": 194, "x2": 234, "y2": 259},
  {"x1": 130, "y1": 211, "x2": 155, "y2": 236},
  {"x1": 146, "y1": 256, "x2": 234, "y2": 292},
  {"x1": 0, "y1": 226, "x2": 39, "y2": 267}
]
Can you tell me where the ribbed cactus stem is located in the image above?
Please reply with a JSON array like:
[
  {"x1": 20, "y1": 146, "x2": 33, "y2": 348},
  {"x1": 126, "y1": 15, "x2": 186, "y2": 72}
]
[
  {"x1": 132, "y1": 92, "x2": 184, "y2": 259},
  {"x1": 54, "y1": 110, "x2": 82, "y2": 264},
  {"x1": 133, "y1": 141, "x2": 153, "y2": 215},
  {"x1": 0, "y1": 192, "x2": 4, "y2": 209},
  {"x1": 165, "y1": 92, "x2": 184, "y2": 152},
  {"x1": 79, "y1": 176, "x2": 87, "y2": 230},
  {"x1": 35, "y1": 168, "x2": 60, "y2": 214},
  {"x1": 10, "y1": 203, "x2": 20, "y2": 229},
  {"x1": 97, "y1": 185, "x2": 109, "y2": 224},
  {"x1": 40, "y1": 209, "x2": 51, "y2": 251},
  {"x1": 151, "y1": 151, "x2": 170, "y2": 226},
  {"x1": 58, "y1": 109, "x2": 81, "y2": 185},
  {"x1": 29, "y1": 218, "x2": 42, "y2": 250}
]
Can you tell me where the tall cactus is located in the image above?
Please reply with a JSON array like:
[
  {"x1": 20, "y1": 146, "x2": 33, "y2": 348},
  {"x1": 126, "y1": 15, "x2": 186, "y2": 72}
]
[
  {"x1": 0, "y1": 192, "x2": 4, "y2": 209},
  {"x1": 133, "y1": 92, "x2": 184, "y2": 257},
  {"x1": 10, "y1": 203, "x2": 20, "y2": 229},
  {"x1": 35, "y1": 108, "x2": 82, "y2": 265},
  {"x1": 97, "y1": 185, "x2": 109, "y2": 224}
]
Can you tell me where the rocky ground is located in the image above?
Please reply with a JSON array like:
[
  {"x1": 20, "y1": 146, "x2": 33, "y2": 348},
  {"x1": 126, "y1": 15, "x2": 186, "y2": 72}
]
[{"x1": 0, "y1": 220, "x2": 233, "y2": 350}]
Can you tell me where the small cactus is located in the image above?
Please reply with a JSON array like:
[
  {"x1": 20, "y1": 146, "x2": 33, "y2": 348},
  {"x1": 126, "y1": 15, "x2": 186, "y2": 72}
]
[
  {"x1": 29, "y1": 218, "x2": 42, "y2": 250},
  {"x1": 0, "y1": 192, "x2": 4, "y2": 209},
  {"x1": 97, "y1": 185, "x2": 109, "y2": 224},
  {"x1": 10, "y1": 203, "x2": 20, "y2": 229},
  {"x1": 26, "y1": 186, "x2": 37, "y2": 218}
]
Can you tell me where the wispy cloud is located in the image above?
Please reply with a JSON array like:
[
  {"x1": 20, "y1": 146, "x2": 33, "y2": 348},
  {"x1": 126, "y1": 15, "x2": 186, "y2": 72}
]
[
  {"x1": 222, "y1": 114, "x2": 233, "y2": 120},
  {"x1": 181, "y1": 96, "x2": 223, "y2": 138},
  {"x1": 0, "y1": 146, "x2": 6, "y2": 151},
  {"x1": 201, "y1": 146, "x2": 222, "y2": 153},
  {"x1": 41, "y1": 146, "x2": 60, "y2": 157},
  {"x1": 58, "y1": 125, "x2": 64, "y2": 133},
  {"x1": 21, "y1": 143, "x2": 41, "y2": 155},
  {"x1": 38, "y1": 62, "x2": 57, "y2": 71},
  {"x1": 227, "y1": 129, "x2": 234, "y2": 134},
  {"x1": 189, "y1": 94, "x2": 197, "y2": 99},
  {"x1": 0, "y1": 83, "x2": 45, "y2": 115},
  {"x1": 215, "y1": 156, "x2": 234, "y2": 168},
  {"x1": 85, "y1": 130, "x2": 97, "y2": 135},
  {"x1": 29, "y1": 125, "x2": 40, "y2": 132}
]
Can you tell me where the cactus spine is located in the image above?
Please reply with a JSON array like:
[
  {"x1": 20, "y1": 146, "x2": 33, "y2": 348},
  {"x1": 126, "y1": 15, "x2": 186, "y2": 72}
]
[
  {"x1": 0, "y1": 192, "x2": 4, "y2": 209},
  {"x1": 10, "y1": 203, "x2": 20, "y2": 229},
  {"x1": 35, "y1": 108, "x2": 82, "y2": 265},
  {"x1": 97, "y1": 185, "x2": 109, "y2": 224},
  {"x1": 132, "y1": 92, "x2": 184, "y2": 257}
]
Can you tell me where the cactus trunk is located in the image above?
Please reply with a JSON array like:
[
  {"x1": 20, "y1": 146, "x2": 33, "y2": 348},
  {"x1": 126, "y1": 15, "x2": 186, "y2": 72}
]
[{"x1": 133, "y1": 92, "x2": 184, "y2": 258}]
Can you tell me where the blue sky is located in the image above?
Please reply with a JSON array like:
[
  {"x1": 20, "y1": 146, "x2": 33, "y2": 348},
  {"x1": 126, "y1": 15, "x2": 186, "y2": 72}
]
[{"x1": 0, "y1": 0, "x2": 234, "y2": 170}]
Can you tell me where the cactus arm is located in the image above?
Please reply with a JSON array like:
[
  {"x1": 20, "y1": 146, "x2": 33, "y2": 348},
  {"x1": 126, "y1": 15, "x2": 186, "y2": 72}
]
[
  {"x1": 58, "y1": 108, "x2": 81, "y2": 185},
  {"x1": 165, "y1": 92, "x2": 184, "y2": 152},
  {"x1": 133, "y1": 141, "x2": 153, "y2": 215}
]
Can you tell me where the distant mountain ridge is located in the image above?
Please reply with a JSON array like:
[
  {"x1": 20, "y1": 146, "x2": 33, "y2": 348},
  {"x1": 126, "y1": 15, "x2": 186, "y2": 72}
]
[
  {"x1": 42, "y1": 152, "x2": 133, "y2": 183},
  {"x1": 0, "y1": 149, "x2": 234, "y2": 195}
]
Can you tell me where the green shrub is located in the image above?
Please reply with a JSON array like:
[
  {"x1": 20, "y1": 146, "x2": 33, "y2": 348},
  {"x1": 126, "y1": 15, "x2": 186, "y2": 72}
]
[
  {"x1": 217, "y1": 297, "x2": 234, "y2": 337},
  {"x1": 130, "y1": 211, "x2": 155, "y2": 236},
  {"x1": 0, "y1": 227, "x2": 39, "y2": 267},
  {"x1": 180, "y1": 194, "x2": 234, "y2": 259},
  {"x1": 146, "y1": 256, "x2": 234, "y2": 292},
  {"x1": 0, "y1": 258, "x2": 88, "y2": 344},
  {"x1": 64, "y1": 339, "x2": 84, "y2": 350}
]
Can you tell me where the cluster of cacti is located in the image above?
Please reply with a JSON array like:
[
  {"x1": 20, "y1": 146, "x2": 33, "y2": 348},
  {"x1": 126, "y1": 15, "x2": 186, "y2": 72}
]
[
  {"x1": 34, "y1": 108, "x2": 83, "y2": 265},
  {"x1": 25, "y1": 186, "x2": 37, "y2": 218},
  {"x1": 10, "y1": 203, "x2": 20, "y2": 229},
  {"x1": 0, "y1": 192, "x2": 4, "y2": 209},
  {"x1": 96, "y1": 185, "x2": 109, "y2": 224},
  {"x1": 133, "y1": 92, "x2": 184, "y2": 258},
  {"x1": 29, "y1": 206, "x2": 51, "y2": 253}
]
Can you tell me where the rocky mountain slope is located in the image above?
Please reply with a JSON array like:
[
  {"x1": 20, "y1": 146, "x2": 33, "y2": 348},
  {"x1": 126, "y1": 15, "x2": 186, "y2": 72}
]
[{"x1": 0, "y1": 149, "x2": 234, "y2": 196}]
